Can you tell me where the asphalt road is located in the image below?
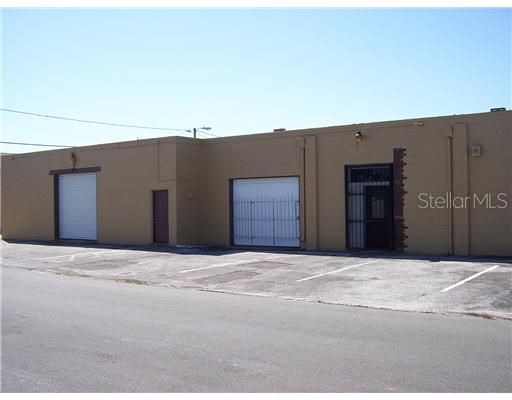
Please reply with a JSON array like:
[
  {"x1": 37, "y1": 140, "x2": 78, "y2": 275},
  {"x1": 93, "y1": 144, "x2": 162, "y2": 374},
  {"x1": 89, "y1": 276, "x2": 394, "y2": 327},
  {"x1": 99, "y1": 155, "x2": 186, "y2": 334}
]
[{"x1": 2, "y1": 267, "x2": 511, "y2": 392}]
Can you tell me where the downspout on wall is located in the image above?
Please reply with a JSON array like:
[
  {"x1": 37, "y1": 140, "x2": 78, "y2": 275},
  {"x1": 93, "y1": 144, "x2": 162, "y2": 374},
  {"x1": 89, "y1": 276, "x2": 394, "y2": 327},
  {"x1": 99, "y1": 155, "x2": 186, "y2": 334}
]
[
  {"x1": 304, "y1": 135, "x2": 318, "y2": 250},
  {"x1": 296, "y1": 135, "x2": 319, "y2": 251},
  {"x1": 296, "y1": 137, "x2": 306, "y2": 247},
  {"x1": 452, "y1": 123, "x2": 470, "y2": 256},
  {"x1": 443, "y1": 125, "x2": 455, "y2": 255}
]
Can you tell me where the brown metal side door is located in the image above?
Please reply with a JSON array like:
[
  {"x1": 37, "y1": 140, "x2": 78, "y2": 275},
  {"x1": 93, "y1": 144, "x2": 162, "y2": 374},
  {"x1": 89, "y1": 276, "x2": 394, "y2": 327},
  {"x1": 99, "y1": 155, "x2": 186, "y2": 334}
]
[{"x1": 153, "y1": 190, "x2": 169, "y2": 243}]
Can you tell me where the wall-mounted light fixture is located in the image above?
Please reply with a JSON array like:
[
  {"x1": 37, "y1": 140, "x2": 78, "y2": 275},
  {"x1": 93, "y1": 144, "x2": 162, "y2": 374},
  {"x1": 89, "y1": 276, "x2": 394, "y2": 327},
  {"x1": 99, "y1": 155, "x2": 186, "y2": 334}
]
[
  {"x1": 355, "y1": 131, "x2": 364, "y2": 142},
  {"x1": 414, "y1": 121, "x2": 424, "y2": 126},
  {"x1": 70, "y1": 152, "x2": 77, "y2": 169}
]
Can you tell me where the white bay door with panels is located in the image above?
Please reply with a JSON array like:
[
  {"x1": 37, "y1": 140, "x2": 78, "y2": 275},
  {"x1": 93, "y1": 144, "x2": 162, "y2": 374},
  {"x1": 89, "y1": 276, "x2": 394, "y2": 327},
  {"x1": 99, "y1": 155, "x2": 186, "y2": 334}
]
[
  {"x1": 231, "y1": 177, "x2": 300, "y2": 247},
  {"x1": 58, "y1": 172, "x2": 97, "y2": 240}
]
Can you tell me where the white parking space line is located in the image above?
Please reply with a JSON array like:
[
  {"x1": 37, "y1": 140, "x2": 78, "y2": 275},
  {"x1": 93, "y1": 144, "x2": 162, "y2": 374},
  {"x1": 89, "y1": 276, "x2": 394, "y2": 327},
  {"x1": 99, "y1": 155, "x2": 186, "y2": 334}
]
[
  {"x1": 296, "y1": 260, "x2": 379, "y2": 282},
  {"x1": 440, "y1": 265, "x2": 500, "y2": 293},
  {"x1": 179, "y1": 255, "x2": 284, "y2": 274},
  {"x1": 37, "y1": 250, "x2": 127, "y2": 262},
  {"x1": 180, "y1": 259, "x2": 261, "y2": 273}
]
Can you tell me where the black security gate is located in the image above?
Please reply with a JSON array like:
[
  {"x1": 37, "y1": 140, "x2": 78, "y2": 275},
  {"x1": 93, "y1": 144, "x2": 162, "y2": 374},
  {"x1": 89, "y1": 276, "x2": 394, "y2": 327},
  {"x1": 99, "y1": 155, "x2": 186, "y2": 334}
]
[{"x1": 345, "y1": 164, "x2": 394, "y2": 250}]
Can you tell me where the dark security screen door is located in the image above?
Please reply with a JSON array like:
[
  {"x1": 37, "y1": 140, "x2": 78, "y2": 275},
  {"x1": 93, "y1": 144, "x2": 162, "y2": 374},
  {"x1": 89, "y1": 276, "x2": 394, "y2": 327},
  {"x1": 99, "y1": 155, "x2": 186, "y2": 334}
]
[
  {"x1": 153, "y1": 190, "x2": 169, "y2": 243},
  {"x1": 346, "y1": 165, "x2": 393, "y2": 250}
]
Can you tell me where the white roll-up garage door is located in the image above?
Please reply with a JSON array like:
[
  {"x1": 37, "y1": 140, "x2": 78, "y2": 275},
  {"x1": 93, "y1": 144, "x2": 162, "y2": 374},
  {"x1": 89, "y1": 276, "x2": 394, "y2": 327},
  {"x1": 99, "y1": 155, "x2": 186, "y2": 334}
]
[
  {"x1": 232, "y1": 177, "x2": 300, "y2": 247},
  {"x1": 59, "y1": 173, "x2": 97, "y2": 240}
]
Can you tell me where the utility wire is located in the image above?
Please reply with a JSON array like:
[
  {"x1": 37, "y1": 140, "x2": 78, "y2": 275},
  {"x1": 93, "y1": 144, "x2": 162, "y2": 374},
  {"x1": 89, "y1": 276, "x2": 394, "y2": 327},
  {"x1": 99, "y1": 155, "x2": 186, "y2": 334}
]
[
  {"x1": 0, "y1": 141, "x2": 72, "y2": 148},
  {"x1": 197, "y1": 129, "x2": 218, "y2": 138},
  {"x1": 197, "y1": 132, "x2": 218, "y2": 138},
  {"x1": 2, "y1": 131, "x2": 219, "y2": 147},
  {"x1": 196, "y1": 132, "x2": 214, "y2": 138},
  {"x1": 0, "y1": 108, "x2": 189, "y2": 133}
]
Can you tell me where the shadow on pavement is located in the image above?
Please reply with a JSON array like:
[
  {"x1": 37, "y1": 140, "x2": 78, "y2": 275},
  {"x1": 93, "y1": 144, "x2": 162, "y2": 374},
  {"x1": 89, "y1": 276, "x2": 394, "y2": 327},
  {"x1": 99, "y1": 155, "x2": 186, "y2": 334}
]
[{"x1": 4, "y1": 239, "x2": 512, "y2": 264}]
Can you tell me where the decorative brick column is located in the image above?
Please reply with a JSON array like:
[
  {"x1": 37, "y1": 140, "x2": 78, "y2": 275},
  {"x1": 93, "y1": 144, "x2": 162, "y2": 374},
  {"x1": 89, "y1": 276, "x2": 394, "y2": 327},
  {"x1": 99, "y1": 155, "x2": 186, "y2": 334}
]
[{"x1": 393, "y1": 148, "x2": 408, "y2": 252}]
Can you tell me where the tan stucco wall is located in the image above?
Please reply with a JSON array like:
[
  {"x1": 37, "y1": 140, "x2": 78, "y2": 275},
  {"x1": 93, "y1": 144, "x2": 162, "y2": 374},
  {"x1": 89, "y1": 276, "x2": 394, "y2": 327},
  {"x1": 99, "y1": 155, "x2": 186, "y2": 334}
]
[
  {"x1": 198, "y1": 111, "x2": 511, "y2": 256},
  {"x1": 2, "y1": 152, "x2": 55, "y2": 241},
  {"x1": 1, "y1": 138, "x2": 184, "y2": 245},
  {"x1": 314, "y1": 121, "x2": 452, "y2": 254},
  {"x1": 2, "y1": 111, "x2": 510, "y2": 256},
  {"x1": 175, "y1": 141, "x2": 205, "y2": 245},
  {"x1": 464, "y1": 113, "x2": 511, "y2": 255},
  {"x1": 200, "y1": 134, "x2": 303, "y2": 247}
]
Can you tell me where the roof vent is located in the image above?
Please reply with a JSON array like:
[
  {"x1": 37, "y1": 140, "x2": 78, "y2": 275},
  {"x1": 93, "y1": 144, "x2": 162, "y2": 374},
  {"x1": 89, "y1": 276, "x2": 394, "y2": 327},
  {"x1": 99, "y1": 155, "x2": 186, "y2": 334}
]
[
  {"x1": 490, "y1": 107, "x2": 506, "y2": 112},
  {"x1": 274, "y1": 128, "x2": 286, "y2": 133}
]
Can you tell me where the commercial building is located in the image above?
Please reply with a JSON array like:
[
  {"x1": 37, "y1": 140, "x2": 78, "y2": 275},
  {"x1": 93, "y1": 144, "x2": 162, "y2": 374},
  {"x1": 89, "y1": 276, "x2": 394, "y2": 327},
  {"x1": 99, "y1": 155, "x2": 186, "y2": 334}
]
[{"x1": 2, "y1": 110, "x2": 511, "y2": 256}]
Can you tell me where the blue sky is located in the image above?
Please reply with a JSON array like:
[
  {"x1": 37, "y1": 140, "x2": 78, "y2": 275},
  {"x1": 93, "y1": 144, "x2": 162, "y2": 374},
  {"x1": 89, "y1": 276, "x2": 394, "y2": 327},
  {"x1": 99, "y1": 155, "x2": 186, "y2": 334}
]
[{"x1": 2, "y1": 8, "x2": 511, "y2": 153}]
